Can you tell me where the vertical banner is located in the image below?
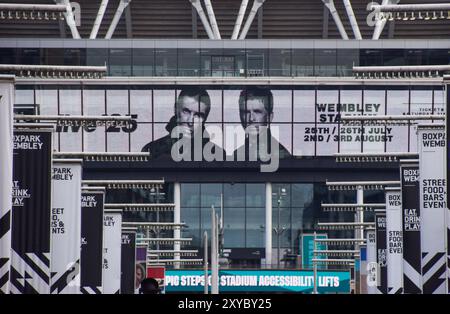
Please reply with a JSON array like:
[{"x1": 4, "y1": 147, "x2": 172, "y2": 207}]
[
  {"x1": 102, "y1": 210, "x2": 122, "y2": 294},
  {"x1": 359, "y1": 245, "x2": 367, "y2": 294},
  {"x1": 447, "y1": 84, "x2": 450, "y2": 294},
  {"x1": 366, "y1": 230, "x2": 378, "y2": 294},
  {"x1": 135, "y1": 244, "x2": 148, "y2": 292},
  {"x1": 385, "y1": 187, "x2": 403, "y2": 294},
  {"x1": 400, "y1": 161, "x2": 422, "y2": 294},
  {"x1": 0, "y1": 79, "x2": 14, "y2": 294},
  {"x1": 418, "y1": 125, "x2": 447, "y2": 294},
  {"x1": 80, "y1": 190, "x2": 104, "y2": 294},
  {"x1": 121, "y1": 229, "x2": 136, "y2": 294},
  {"x1": 375, "y1": 213, "x2": 387, "y2": 294},
  {"x1": 10, "y1": 129, "x2": 53, "y2": 294},
  {"x1": 50, "y1": 160, "x2": 82, "y2": 294}
]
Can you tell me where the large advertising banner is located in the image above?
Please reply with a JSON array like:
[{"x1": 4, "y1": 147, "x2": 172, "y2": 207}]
[
  {"x1": 418, "y1": 125, "x2": 447, "y2": 294},
  {"x1": 385, "y1": 187, "x2": 403, "y2": 294},
  {"x1": 80, "y1": 190, "x2": 104, "y2": 294},
  {"x1": 10, "y1": 129, "x2": 52, "y2": 294},
  {"x1": 50, "y1": 160, "x2": 82, "y2": 294},
  {"x1": 19, "y1": 84, "x2": 443, "y2": 162},
  {"x1": 102, "y1": 210, "x2": 122, "y2": 294},
  {"x1": 165, "y1": 269, "x2": 351, "y2": 293},
  {"x1": 375, "y1": 213, "x2": 387, "y2": 294},
  {"x1": 366, "y1": 230, "x2": 378, "y2": 294},
  {"x1": 121, "y1": 230, "x2": 136, "y2": 294},
  {"x1": 0, "y1": 79, "x2": 14, "y2": 294},
  {"x1": 400, "y1": 162, "x2": 422, "y2": 294}
]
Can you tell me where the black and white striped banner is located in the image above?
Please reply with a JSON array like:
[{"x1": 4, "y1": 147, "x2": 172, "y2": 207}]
[
  {"x1": 375, "y1": 213, "x2": 387, "y2": 294},
  {"x1": 418, "y1": 125, "x2": 447, "y2": 294},
  {"x1": 0, "y1": 80, "x2": 14, "y2": 294},
  {"x1": 121, "y1": 230, "x2": 136, "y2": 294},
  {"x1": 385, "y1": 187, "x2": 403, "y2": 294},
  {"x1": 102, "y1": 211, "x2": 122, "y2": 294},
  {"x1": 80, "y1": 190, "x2": 105, "y2": 294},
  {"x1": 50, "y1": 160, "x2": 82, "y2": 294},
  {"x1": 400, "y1": 161, "x2": 422, "y2": 294},
  {"x1": 11, "y1": 129, "x2": 52, "y2": 294}
]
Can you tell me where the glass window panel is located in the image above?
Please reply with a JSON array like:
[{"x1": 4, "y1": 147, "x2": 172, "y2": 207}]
[
  {"x1": 153, "y1": 89, "x2": 175, "y2": 122},
  {"x1": 272, "y1": 207, "x2": 291, "y2": 248},
  {"x1": 35, "y1": 87, "x2": 57, "y2": 115},
  {"x1": 155, "y1": 49, "x2": 177, "y2": 76},
  {"x1": 200, "y1": 183, "x2": 222, "y2": 208},
  {"x1": 109, "y1": 48, "x2": 131, "y2": 76},
  {"x1": 83, "y1": 89, "x2": 106, "y2": 152},
  {"x1": 246, "y1": 207, "x2": 265, "y2": 248},
  {"x1": 294, "y1": 89, "x2": 315, "y2": 123},
  {"x1": 178, "y1": 49, "x2": 200, "y2": 76},
  {"x1": 362, "y1": 89, "x2": 386, "y2": 153},
  {"x1": 383, "y1": 49, "x2": 405, "y2": 66},
  {"x1": 246, "y1": 184, "x2": 265, "y2": 207},
  {"x1": 132, "y1": 49, "x2": 154, "y2": 76},
  {"x1": 337, "y1": 49, "x2": 359, "y2": 77},
  {"x1": 181, "y1": 183, "x2": 200, "y2": 207},
  {"x1": 43, "y1": 48, "x2": 63, "y2": 65},
  {"x1": 268, "y1": 49, "x2": 291, "y2": 76},
  {"x1": 314, "y1": 49, "x2": 336, "y2": 76},
  {"x1": 360, "y1": 49, "x2": 382, "y2": 67},
  {"x1": 130, "y1": 89, "x2": 152, "y2": 123},
  {"x1": 18, "y1": 48, "x2": 41, "y2": 65},
  {"x1": 293, "y1": 124, "x2": 315, "y2": 156},
  {"x1": 406, "y1": 49, "x2": 425, "y2": 66},
  {"x1": 271, "y1": 90, "x2": 292, "y2": 123},
  {"x1": 224, "y1": 183, "x2": 245, "y2": 207},
  {"x1": 223, "y1": 207, "x2": 245, "y2": 248},
  {"x1": 64, "y1": 48, "x2": 85, "y2": 66},
  {"x1": 291, "y1": 184, "x2": 314, "y2": 208},
  {"x1": 224, "y1": 49, "x2": 246, "y2": 77},
  {"x1": 246, "y1": 49, "x2": 268, "y2": 77},
  {"x1": 181, "y1": 207, "x2": 200, "y2": 247},
  {"x1": 291, "y1": 207, "x2": 305, "y2": 249},
  {"x1": 292, "y1": 49, "x2": 314, "y2": 77},
  {"x1": 427, "y1": 49, "x2": 450, "y2": 65},
  {"x1": 339, "y1": 89, "x2": 363, "y2": 154},
  {"x1": 86, "y1": 48, "x2": 108, "y2": 66},
  {"x1": 272, "y1": 184, "x2": 291, "y2": 208},
  {"x1": 201, "y1": 206, "x2": 221, "y2": 239},
  {"x1": 0, "y1": 48, "x2": 16, "y2": 64}
]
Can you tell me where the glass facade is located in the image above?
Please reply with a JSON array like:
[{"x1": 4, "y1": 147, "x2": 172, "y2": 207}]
[{"x1": 1, "y1": 47, "x2": 449, "y2": 77}]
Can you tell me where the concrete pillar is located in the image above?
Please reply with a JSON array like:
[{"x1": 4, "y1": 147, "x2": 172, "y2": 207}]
[
  {"x1": 174, "y1": 182, "x2": 181, "y2": 269},
  {"x1": 265, "y1": 182, "x2": 272, "y2": 268}
]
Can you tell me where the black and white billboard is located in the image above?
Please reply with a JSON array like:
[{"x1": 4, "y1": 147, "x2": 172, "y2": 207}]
[
  {"x1": 10, "y1": 129, "x2": 53, "y2": 294},
  {"x1": 401, "y1": 162, "x2": 422, "y2": 294},
  {"x1": 375, "y1": 213, "x2": 387, "y2": 294},
  {"x1": 15, "y1": 84, "x2": 444, "y2": 166},
  {"x1": 0, "y1": 79, "x2": 14, "y2": 294},
  {"x1": 50, "y1": 160, "x2": 82, "y2": 294},
  {"x1": 80, "y1": 190, "x2": 104, "y2": 294},
  {"x1": 120, "y1": 230, "x2": 136, "y2": 294},
  {"x1": 418, "y1": 125, "x2": 447, "y2": 294}
]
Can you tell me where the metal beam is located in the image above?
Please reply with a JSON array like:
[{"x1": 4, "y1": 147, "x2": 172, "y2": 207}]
[
  {"x1": 189, "y1": 0, "x2": 215, "y2": 39},
  {"x1": 125, "y1": 2, "x2": 133, "y2": 38},
  {"x1": 90, "y1": 0, "x2": 109, "y2": 39},
  {"x1": 105, "y1": 0, "x2": 131, "y2": 39},
  {"x1": 203, "y1": 0, "x2": 221, "y2": 39},
  {"x1": 343, "y1": 0, "x2": 362, "y2": 40},
  {"x1": 232, "y1": 0, "x2": 249, "y2": 40},
  {"x1": 55, "y1": 0, "x2": 80, "y2": 39},
  {"x1": 321, "y1": 0, "x2": 349, "y2": 40},
  {"x1": 239, "y1": 0, "x2": 266, "y2": 40}
]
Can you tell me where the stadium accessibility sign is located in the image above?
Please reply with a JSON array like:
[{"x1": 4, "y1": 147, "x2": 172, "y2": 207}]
[{"x1": 165, "y1": 269, "x2": 350, "y2": 293}]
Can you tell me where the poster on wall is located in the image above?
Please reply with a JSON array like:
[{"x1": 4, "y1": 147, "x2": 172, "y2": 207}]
[
  {"x1": 80, "y1": 190, "x2": 104, "y2": 294},
  {"x1": 50, "y1": 160, "x2": 82, "y2": 294},
  {"x1": 10, "y1": 129, "x2": 52, "y2": 294},
  {"x1": 0, "y1": 79, "x2": 14, "y2": 294},
  {"x1": 135, "y1": 245, "x2": 148, "y2": 292}
]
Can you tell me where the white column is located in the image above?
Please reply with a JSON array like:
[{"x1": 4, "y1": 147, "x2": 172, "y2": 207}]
[
  {"x1": 356, "y1": 186, "x2": 364, "y2": 241},
  {"x1": 174, "y1": 182, "x2": 181, "y2": 269},
  {"x1": 265, "y1": 182, "x2": 272, "y2": 269},
  {"x1": 211, "y1": 208, "x2": 219, "y2": 294}
]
